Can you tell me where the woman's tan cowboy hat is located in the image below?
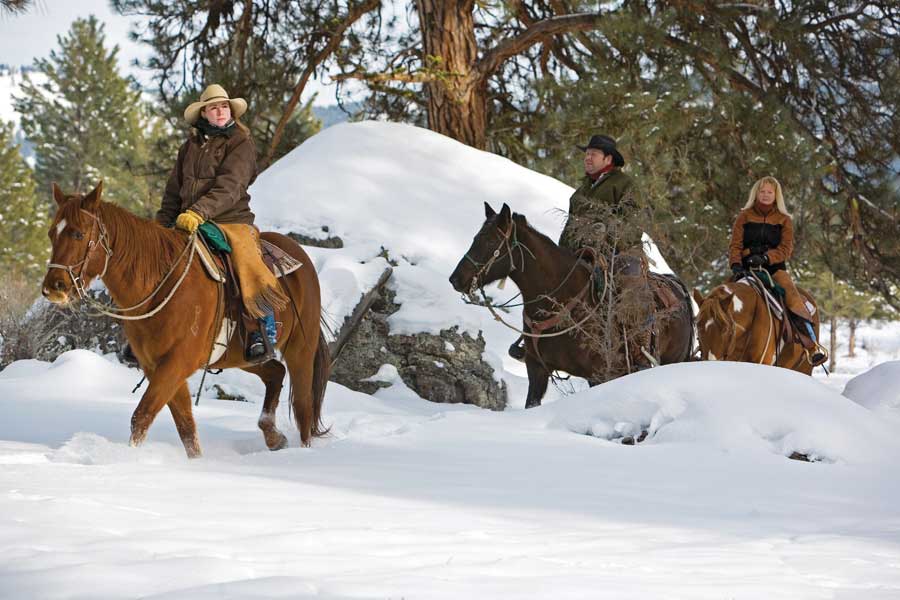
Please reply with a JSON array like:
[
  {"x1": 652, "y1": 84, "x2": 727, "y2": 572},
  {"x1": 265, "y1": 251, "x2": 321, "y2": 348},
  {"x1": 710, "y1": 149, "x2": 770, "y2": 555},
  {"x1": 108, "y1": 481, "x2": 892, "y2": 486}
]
[{"x1": 183, "y1": 84, "x2": 247, "y2": 124}]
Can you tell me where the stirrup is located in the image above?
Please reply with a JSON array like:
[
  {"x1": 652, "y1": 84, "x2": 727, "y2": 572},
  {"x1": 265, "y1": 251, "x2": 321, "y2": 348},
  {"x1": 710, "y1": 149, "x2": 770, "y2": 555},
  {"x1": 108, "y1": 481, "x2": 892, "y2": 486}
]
[
  {"x1": 245, "y1": 332, "x2": 274, "y2": 364},
  {"x1": 804, "y1": 344, "x2": 828, "y2": 367},
  {"x1": 508, "y1": 340, "x2": 526, "y2": 361}
]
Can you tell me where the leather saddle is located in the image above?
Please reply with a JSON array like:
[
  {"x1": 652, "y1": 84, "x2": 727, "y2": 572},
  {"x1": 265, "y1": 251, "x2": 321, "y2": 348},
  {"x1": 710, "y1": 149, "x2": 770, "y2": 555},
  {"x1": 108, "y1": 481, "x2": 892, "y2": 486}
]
[{"x1": 194, "y1": 224, "x2": 303, "y2": 363}]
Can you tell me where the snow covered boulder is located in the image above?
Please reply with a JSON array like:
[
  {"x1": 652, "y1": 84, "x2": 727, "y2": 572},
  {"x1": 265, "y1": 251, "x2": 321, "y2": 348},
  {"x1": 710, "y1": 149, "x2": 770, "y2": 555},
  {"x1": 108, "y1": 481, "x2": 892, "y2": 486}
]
[
  {"x1": 252, "y1": 121, "x2": 574, "y2": 409},
  {"x1": 843, "y1": 360, "x2": 900, "y2": 417},
  {"x1": 536, "y1": 361, "x2": 900, "y2": 464}
]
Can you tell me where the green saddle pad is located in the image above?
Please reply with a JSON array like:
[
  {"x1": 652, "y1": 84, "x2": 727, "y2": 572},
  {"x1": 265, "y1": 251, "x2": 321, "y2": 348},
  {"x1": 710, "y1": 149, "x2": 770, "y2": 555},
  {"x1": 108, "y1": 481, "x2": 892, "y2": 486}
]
[
  {"x1": 754, "y1": 269, "x2": 786, "y2": 298},
  {"x1": 198, "y1": 222, "x2": 232, "y2": 253}
]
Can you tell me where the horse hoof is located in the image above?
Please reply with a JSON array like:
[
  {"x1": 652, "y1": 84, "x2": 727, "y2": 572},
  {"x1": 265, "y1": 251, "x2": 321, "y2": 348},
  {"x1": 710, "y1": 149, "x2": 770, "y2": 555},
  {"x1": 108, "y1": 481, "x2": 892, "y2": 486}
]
[{"x1": 267, "y1": 434, "x2": 289, "y2": 451}]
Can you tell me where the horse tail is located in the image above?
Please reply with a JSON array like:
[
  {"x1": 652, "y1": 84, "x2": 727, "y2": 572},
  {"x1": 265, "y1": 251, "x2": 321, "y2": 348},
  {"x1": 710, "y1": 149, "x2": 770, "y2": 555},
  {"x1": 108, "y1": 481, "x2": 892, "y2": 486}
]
[{"x1": 311, "y1": 327, "x2": 331, "y2": 437}]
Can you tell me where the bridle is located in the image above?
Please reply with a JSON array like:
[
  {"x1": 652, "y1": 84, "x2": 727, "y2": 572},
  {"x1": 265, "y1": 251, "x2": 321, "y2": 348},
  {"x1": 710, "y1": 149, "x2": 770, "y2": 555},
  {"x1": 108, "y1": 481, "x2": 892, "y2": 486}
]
[
  {"x1": 462, "y1": 219, "x2": 533, "y2": 297},
  {"x1": 46, "y1": 205, "x2": 199, "y2": 320},
  {"x1": 462, "y1": 218, "x2": 604, "y2": 342},
  {"x1": 47, "y1": 208, "x2": 113, "y2": 300}
]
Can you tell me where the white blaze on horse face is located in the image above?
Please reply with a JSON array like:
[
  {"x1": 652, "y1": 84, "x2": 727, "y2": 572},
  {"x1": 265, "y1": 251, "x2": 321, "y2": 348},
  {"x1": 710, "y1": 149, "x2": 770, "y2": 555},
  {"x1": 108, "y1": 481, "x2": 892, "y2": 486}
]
[
  {"x1": 55, "y1": 219, "x2": 67, "y2": 236},
  {"x1": 732, "y1": 295, "x2": 744, "y2": 313}
]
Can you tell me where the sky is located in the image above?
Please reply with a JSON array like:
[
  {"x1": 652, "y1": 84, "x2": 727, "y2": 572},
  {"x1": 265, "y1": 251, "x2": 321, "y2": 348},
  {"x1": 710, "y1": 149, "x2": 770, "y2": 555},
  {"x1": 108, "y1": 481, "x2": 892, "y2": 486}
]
[
  {"x1": 0, "y1": 0, "x2": 336, "y2": 103},
  {"x1": 0, "y1": 0, "x2": 149, "y2": 81}
]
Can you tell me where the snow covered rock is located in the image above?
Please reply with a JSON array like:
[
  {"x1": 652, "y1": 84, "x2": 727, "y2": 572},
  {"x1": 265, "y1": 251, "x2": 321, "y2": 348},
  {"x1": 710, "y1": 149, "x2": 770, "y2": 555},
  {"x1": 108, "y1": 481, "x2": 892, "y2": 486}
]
[{"x1": 843, "y1": 360, "x2": 900, "y2": 416}]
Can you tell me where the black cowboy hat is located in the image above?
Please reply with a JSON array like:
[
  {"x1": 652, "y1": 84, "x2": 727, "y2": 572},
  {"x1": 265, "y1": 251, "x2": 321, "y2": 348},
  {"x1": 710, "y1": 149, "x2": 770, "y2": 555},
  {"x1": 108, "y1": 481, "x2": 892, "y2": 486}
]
[{"x1": 576, "y1": 134, "x2": 625, "y2": 167}]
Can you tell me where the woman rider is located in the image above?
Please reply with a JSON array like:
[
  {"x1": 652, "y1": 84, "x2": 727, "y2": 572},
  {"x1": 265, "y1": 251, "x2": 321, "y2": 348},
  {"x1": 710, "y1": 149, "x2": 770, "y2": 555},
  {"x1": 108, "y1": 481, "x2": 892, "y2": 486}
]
[
  {"x1": 156, "y1": 84, "x2": 288, "y2": 361},
  {"x1": 728, "y1": 176, "x2": 827, "y2": 367}
]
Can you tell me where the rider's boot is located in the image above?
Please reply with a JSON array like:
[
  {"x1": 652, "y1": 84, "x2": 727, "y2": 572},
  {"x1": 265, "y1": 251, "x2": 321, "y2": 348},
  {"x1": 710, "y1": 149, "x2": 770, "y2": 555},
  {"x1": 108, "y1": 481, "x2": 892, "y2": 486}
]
[
  {"x1": 508, "y1": 336, "x2": 526, "y2": 361},
  {"x1": 118, "y1": 341, "x2": 139, "y2": 368},
  {"x1": 246, "y1": 313, "x2": 276, "y2": 363},
  {"x1": 793, "y1": 315, "x2": 828, "y2": 367}
]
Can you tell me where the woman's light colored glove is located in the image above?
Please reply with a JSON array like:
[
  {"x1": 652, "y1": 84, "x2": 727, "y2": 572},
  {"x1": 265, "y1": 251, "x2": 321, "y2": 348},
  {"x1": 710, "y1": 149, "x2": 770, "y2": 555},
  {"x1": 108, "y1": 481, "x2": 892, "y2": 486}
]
[{"x1": 175, "y1": 210, "x2": 204, "y2": 233}]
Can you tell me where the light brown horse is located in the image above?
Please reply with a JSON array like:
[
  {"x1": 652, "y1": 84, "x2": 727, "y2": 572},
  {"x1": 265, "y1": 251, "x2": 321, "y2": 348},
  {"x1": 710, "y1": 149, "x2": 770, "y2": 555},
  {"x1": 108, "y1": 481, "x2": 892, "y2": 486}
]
[
  {"x1": 41, "y1": 181, "x2": 329, "y2": 457},
  {"x1": 692, "y1": 275, "x2": 820, "y2": 375}
]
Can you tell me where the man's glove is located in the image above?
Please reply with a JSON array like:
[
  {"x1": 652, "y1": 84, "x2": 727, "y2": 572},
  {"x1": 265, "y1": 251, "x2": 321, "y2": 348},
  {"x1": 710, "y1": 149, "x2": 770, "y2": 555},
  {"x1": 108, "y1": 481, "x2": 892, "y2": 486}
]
[
  {"x1": 175, "y1": 210, "x2": 204, "y2": 233},
  {"x1": 730, "y1": 263, "x2": 747, "y2": 280},
  {"x1": 746, "y1": 253, "x2": 768, "y2": 268}
]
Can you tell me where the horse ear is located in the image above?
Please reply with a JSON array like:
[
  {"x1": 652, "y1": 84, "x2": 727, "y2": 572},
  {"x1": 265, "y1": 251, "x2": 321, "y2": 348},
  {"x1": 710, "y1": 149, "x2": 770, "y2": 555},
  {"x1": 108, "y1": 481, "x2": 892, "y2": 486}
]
[
  {"x1": 52, "y1": 183, "x2": 65, "y2": 206},
  {"x1": 83, "y1": 180, "x2": 103, "y2": 209},
  {"x1": 499, "y1": 203, "x2": 511, "y2": 223},
  {"x1": 691, "y1": 288, "x2": 705, "y2": 306},
  {"x1": 484, "y1": 202, "x2": 496, "y2": 219}
]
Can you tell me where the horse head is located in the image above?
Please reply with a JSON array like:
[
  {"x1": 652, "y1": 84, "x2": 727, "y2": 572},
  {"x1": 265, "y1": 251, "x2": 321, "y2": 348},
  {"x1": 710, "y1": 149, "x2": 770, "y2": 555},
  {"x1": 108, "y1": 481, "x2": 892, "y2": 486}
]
[
  {"x1": 449, "y1": 202, "x2": 520, "y2": 295},
  {"x1": 694, "y1": 284, "x2": 752, "y2": 361},
  {"x1": 41, "y1": 180, "x2": 111, "y2": 305}
]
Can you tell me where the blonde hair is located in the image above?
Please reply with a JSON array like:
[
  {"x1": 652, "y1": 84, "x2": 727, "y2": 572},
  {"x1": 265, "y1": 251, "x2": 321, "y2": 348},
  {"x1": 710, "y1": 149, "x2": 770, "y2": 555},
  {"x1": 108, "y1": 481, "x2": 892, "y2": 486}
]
[{"x1": 742, "y1": 176, "x2": 790, "y2": 216}]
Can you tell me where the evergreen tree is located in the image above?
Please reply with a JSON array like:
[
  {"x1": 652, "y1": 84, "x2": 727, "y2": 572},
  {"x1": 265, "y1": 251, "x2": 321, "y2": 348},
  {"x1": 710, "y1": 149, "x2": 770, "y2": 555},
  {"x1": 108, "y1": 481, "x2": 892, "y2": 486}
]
[
  {"x1": 13, "y1": 16, "x2": 154, "y2": 215},
  {"x1": 0, "y1": 121, "x2": 46, "y2": 279}
]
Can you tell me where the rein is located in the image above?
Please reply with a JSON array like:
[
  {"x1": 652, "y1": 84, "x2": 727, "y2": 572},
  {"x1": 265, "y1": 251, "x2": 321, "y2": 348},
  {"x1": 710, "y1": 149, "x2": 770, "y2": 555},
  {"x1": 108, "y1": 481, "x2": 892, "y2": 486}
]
[
  {"x1": 465, "y1": 219, "x2": 606, "y2": 340},
  {"x1": 47, "y1": 208, "x2": 200, "y2": 321}
]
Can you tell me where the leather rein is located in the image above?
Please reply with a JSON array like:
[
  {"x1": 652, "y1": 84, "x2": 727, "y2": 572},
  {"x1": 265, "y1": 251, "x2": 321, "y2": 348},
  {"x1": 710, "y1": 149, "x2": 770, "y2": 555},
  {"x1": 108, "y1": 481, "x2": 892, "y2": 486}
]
[
  {"x1": 464, "y1": 219, "x2": 603, "y2": 340},
  {"x1": 47, "y1": 207, "x2": 199, "y2": 321}
]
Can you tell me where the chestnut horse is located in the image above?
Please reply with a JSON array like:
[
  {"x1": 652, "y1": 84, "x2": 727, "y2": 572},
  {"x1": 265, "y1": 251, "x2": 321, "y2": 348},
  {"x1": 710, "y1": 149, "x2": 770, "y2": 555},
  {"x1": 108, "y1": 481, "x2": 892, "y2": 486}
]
[
  {"x1": 41, "y1": 182, "x2": 329, "y2": 457},
  {"x1": 692, "y1": 275, "x2": 820, "y2": 375},
  {"x1": 449, "y1": 202, "x2": 694, "y2": 408}
]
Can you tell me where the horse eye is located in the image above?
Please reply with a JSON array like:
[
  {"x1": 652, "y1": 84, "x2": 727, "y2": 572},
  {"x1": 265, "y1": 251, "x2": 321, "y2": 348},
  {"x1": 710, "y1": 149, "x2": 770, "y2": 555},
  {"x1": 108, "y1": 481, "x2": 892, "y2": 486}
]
[{"x1": 71, "y1": 230, "x2": 84, "y2": 240}]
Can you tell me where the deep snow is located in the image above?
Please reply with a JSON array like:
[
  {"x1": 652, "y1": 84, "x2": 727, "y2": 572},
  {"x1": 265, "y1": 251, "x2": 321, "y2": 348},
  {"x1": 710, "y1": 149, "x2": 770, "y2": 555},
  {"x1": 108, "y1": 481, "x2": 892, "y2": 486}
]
[{"x1": 2, "y1": 121, "x2": 900, "y2": 598}]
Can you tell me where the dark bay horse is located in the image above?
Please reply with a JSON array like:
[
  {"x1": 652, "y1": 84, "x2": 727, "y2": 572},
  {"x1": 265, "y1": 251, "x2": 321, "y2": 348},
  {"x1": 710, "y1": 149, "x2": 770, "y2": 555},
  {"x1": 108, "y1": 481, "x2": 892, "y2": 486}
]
[
  {"x1": 449, "y1": 202, "x2": 694, "y2": 408},
  {"x1": 692, "y1": 278, "x2": 820, "y2": 375},
  {"x1": 41, "y1": 181, "x2": 329, "y2": 457}
]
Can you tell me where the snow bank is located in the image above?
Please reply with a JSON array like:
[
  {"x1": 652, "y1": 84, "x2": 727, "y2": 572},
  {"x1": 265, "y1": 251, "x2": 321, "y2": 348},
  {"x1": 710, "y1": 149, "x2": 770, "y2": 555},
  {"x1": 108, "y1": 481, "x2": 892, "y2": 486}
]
[
  {"x1": 843, "y1": 360, "x2": 900, "y2": 416},
  {"x1": 537, "y1": 360, "x2": 900, "y2": 465}
]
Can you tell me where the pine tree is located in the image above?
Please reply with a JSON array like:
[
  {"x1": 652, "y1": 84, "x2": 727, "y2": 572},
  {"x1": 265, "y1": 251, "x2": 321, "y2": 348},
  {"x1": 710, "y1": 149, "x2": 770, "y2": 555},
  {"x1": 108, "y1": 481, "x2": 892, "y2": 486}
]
[
  {"x1": 13, "y1": 16, "x2": 154, "y2": 215},
  {"x1": 0, "y1": 121, "x2": 46, "y2": 279}
]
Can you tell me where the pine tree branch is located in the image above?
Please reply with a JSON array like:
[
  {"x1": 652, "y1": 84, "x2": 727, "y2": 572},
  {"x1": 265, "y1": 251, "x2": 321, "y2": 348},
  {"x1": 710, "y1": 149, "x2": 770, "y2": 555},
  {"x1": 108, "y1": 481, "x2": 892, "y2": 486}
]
[
  {"x1": 475, "y1": 12, "x2": 605, "y2": 82},
  {"x1": 261, "y1": 0, "x2": 381, "y2": 169},
  {"x1": 331, "y1": 69, "x2": 439, "y2": 85}
]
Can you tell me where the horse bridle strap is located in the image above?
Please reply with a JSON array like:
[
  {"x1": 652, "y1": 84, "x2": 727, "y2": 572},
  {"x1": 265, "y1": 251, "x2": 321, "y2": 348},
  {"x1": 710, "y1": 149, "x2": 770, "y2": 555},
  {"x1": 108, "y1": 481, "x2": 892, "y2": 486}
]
[
  {"x1": 47, "y1": 208, "x2": 113, "y2": 299},
  {"x1": 522, "y1": 279, "x2": 592, "y2": 333},
  {"x1": 464, "y1": 220, "x2": 536, "y2": 296}
]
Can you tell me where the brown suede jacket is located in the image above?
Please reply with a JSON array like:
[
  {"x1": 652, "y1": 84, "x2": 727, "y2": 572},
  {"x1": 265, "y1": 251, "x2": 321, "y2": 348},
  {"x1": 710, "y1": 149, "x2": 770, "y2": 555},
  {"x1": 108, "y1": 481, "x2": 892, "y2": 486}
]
[
  {"x1": 728, "y1": 203, "x2": 794, "y2": 268},
  {"x1": 156, "y1": 127, "x2": 257, "y2": 227}
]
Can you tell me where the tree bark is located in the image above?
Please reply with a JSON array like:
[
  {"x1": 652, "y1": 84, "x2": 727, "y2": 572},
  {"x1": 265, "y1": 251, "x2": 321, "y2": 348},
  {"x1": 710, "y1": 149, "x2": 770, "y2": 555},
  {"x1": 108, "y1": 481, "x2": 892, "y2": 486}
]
[
  {"x1": 847, "y1": 318, "x2": 857, "y2": 357},
  {"x1": 829, "y1": 316, "x2": 837, "y2": 372},
  {"x1": 415, "y1": 0, "x2": 485, "y2": 148},
  {"x1": 413, "y1": 3, "x2": 604, "y2": 148}
]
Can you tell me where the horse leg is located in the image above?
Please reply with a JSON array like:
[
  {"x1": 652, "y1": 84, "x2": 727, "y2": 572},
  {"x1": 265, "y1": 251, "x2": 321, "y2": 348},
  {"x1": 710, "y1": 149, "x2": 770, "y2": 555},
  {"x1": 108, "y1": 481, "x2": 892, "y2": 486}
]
[
  {"x1": 524, "y1": 357, "x2": 550, "y2": 409},
  {"x1": 242, "y1": 360, "x2": 289, "y2": 451},
  {"x1": 130, "y1": 361, "x2": 195, "y2": 448},
  {"x1": 167, "y1": 382, "x2": 202, "y2": 458},
  {"x1": 283, "y1": 342, "x2": 318, "y2": 447}
]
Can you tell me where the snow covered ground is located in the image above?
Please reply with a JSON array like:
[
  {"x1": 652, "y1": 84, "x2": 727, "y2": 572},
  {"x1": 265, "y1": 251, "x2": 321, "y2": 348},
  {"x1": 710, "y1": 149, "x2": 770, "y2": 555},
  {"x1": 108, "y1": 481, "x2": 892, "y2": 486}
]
[{"x1": 2, "y1": 121, "x2": 900, "y2": 597}]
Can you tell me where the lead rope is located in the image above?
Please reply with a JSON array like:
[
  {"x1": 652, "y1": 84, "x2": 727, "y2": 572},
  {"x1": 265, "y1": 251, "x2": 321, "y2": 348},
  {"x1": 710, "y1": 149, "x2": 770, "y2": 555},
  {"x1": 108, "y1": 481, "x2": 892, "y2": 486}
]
[
  {"x1": 85, "y1": 234, "x2": 199, "y2": 321},
  {"x1": 195, "y1": 280, "x2": 225, "y2": 406}
]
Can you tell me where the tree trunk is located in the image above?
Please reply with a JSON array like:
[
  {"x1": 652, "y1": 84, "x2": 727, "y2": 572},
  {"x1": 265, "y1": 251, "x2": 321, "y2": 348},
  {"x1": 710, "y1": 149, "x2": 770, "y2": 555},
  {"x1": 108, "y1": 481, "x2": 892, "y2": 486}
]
[
  {"x1": 847, "y1": 318, "x2": 857, "y2": 357},
  {"x1": 415, "y1": 0, "x2": 487, "y2": 148},
  {"x1": 828, "y1": 315, "x2": 837, "y2": 372}
]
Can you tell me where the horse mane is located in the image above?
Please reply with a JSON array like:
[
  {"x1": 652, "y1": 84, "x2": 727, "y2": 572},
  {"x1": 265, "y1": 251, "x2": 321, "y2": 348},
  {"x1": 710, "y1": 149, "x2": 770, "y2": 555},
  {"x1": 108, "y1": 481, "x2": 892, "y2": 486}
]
[
  {"x1": 96, "y1": 201, "x2": 190, "y2": 289},
  {"x1": 698, "y1": 285, "x2": 734, "y2": 332},
  {"x1": 512, "y1": 212, "x2": 577, "y2": 258}
]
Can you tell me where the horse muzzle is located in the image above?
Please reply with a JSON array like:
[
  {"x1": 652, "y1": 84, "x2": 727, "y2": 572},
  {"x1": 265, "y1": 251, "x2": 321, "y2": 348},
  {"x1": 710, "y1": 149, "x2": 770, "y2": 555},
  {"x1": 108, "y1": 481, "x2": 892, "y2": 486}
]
[
  {"x1": 448, "y1": 267, "x2": 473, "y2": 294},
  {"x1": 41, "y1": 276, "x2": 72, "y2": 305}
]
